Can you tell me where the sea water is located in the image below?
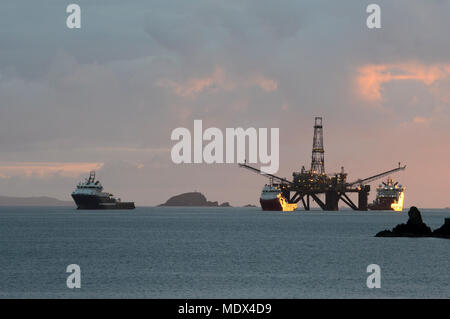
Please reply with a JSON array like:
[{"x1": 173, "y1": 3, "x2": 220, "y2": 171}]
[{"x1": 0, "y1": 207, "x2": 449, "y2": 298}]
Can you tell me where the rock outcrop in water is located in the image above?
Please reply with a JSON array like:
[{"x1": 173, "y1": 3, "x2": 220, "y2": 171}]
[
  {"x1": 376, "y1": 206, "x2": 432, "y2": 237},
  {"x1": 376, "y1": 206, "x2": 450, "y2": 238},
  {"x1": 219, "y1": 202, "x2": 231, "y2": 207},
  {"x1": 159, "y1": 192, "x2": 231, "y2": 207},
  {"x1": 432, "y1": 218, "x2": 450, "y2": 238}
]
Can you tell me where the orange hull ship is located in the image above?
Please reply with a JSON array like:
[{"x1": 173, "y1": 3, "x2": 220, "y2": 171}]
[{"x1": 259, "y1": 185, "x2": 297, "y2": 212}]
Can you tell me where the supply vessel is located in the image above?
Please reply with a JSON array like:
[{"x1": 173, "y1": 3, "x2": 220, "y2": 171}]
[
  {"x1": 71, "y1": 171, "x2": 135, "y2": 210},
  {"x1": 368, "y1": 177, "x2": 405, "y2": 211},
  {"x1": 260, "y1": 184, "x2": 297, "y2": 212}
]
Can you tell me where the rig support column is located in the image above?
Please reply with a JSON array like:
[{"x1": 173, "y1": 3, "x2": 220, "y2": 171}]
[
  {"x1": 358, "y1": 185, "x2": 370, "y2": 211},
  {"x1": 282, "y1": 189, "x2": 290, "y2": 202},
  {"x1": 325, "y1": 191, "x2": 339, "y2": 211}
]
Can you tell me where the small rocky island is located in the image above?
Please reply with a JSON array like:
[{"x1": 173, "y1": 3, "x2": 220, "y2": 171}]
[
  {"x1": 159, "y1": 192, "x2": 231, "y2": 207},
  {"x1": 376, "y1": 206, "x2": 450, "y2": 238},
  {"x1": 433, "y1": 219, "x2": 450, "y2": 239}
]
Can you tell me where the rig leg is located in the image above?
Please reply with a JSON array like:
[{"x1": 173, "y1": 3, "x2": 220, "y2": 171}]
[
  {"x1": 325, "y1": 191, "x2": 339, "y2": 211},
  {"x1": 291, "y1": 192, "x2": 301, "y2": 203},
  {"x1": 340, "y1": 193, "x2": 358, "y2": 210},
  {"x1": 282, "y1": 189, "x2": 290, "y2": 202},
  {"x1": 310, "y1": 193, "x2": 326, "y2": 210},
  {"x1": 358, "y1": 186, "x2": 370, "y2": 211},
  {"x1": 301, "y1": 196, "x2": 308, "y2": 210}
]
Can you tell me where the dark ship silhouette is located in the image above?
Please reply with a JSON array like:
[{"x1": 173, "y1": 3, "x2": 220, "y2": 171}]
[{"x1": 71, "y1": 171, "x2": 135, "y2": 210}]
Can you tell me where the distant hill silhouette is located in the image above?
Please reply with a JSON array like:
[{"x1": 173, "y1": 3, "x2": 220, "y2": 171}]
[
  {"x1": 159, "y1": 192, "x2": 231, "y2": 207},
  {"x1": 0, "y1": 196, "x2": 74, "y2": 206}
]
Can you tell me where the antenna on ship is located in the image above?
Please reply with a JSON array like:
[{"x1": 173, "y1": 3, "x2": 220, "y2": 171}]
[{"x1": 88, "y1": 171, "x2": 96, "y2": 183}]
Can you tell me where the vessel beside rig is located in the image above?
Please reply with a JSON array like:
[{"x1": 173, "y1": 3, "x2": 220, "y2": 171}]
[
  {"x1": 260, "y1": 184, "x2": 297, "y2": 212},
  {"x1": 368, "y1": 177, "x2": 405, "y2": 212},
  {"x1": 71, "y1": 171, "x2": 135, "y2": 210}
]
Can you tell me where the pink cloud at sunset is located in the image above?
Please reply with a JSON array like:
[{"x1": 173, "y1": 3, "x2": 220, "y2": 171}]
[
  {"x1": 412, "y1": 116, "x2": 432, "y2": 124},
  {"x1": 157, "y1": 67, "x2": 231, "y2": 97},
  {"x1": 0, "y1": 162, "x2": 104, "y2": 178},
  {"x1": 157, "y1": 66, "x2": 278, "y2": 97},
  {"x1": 356, "y1": 62, "x2": 450, "y2": 102}
]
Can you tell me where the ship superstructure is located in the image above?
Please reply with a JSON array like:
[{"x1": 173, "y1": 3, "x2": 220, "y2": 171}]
[
  {"x1": 71, "y1": 171, "x2": 135, "y2": 210},
  {"x1": 368, "y1": 177, "x2": 405, "y2": 211}
]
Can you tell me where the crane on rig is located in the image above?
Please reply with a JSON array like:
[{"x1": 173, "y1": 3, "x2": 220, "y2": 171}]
[
  {"x1": 238, "y1": 161, "x2": 292, "y2": 185},
  {"x1": 238, "y1": 117, "x2": 406, "y2": 211},
  {"x1": 347, "y1": 162, "x2": 406, "y2": 187}
]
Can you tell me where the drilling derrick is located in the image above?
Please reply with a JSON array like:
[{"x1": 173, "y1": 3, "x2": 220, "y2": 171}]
[{"x1": 311, "y1": 117, "x2": 325, "y2": 175}]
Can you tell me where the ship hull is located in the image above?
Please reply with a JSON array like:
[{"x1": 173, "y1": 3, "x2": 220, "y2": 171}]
[
  {"x1": 368, "y1": 198, "x2": 396, "y2": 211},
  {"x1": 260, "y1": 197, "x2": 297, "y2": 212},
  {"x1": 259, "y1": 185, "x2": 297, "y2": 212},
  {"x1": 72, "y1": 194, "x2": 135, "y2": 210},
  {"x1": 260, "y1": 198, "x2": 284, "y2": 211}
]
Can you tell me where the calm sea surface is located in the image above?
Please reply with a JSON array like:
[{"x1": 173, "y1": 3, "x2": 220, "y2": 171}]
[{"x1": 0, "y1": 206, "x2": 449, "y2": 298}]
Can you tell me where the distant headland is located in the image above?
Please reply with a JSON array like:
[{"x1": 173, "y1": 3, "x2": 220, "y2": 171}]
[
  {"x1": 159, "y1": 192, "x2": 232, "y2": 207},
  {"x1": 0, "y1": 196, "x2": 74, "y2": 207}
]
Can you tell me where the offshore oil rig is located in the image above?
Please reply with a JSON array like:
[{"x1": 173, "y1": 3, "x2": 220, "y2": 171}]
[{"x1": 239, "y1": 117, "x2": 406, "y2": 211}]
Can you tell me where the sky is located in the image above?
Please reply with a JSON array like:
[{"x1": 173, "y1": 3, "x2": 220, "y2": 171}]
[{"x1": 0, "y1": 0, "x2": 449, "y2": 207}]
